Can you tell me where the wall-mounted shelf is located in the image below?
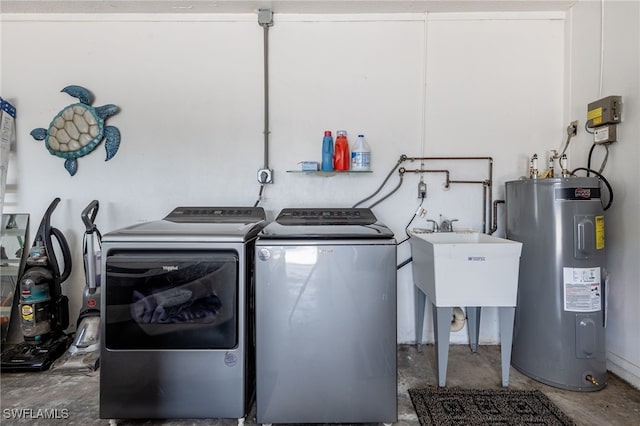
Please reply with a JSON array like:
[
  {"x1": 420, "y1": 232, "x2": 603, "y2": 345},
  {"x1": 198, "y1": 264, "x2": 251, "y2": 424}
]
[{"x1": 286, "y1": 170, "x2": 373, "y2": 177}]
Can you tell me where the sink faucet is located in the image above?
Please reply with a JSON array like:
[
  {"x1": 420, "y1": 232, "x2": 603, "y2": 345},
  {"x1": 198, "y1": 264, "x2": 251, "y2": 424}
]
[
  {"x1": 440, "y1": 219, "x2": 459, "y2": 232},
  {"x1": 426, "y1": 219, "x2": 439, "y2": 233}
]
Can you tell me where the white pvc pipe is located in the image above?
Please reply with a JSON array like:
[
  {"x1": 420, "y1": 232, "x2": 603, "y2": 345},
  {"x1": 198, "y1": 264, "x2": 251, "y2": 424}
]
[{"x1": 451, "y1": 307, "x2": 466, "y2": 332}]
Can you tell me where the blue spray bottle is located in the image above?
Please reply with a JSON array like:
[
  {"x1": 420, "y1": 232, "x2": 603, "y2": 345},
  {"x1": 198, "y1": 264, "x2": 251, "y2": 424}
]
[{"x1": 321, "y1": 131, "x2": 334, "y2": 171}]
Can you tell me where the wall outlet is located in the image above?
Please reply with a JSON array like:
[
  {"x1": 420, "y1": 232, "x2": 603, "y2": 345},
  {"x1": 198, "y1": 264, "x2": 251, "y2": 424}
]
[{"x1": 257, "y1": 168, "x2": 273, "y2": 184}]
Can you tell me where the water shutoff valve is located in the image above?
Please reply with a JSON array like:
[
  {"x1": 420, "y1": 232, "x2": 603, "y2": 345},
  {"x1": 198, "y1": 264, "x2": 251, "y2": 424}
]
[{"x1": 418, "y1": 181, "x2": 427, "y2": 199}]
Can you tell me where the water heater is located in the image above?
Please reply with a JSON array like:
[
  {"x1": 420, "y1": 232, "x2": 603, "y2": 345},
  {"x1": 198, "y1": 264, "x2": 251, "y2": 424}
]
[{"x1": 506, "y1": 177, "x2": 606, "y2": 391}]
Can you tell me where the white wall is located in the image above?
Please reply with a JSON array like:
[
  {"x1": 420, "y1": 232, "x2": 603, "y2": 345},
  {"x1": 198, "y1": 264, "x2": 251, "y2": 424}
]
[
  {"x1": 567, "y1": 0, "x2": 640, "y2": 389},
  {"x1": 417, "y1": 12, "x2": 565, "y2": 343},
  {"x1": 7, "y1": 7, "x2": 638, "y2": 389}
]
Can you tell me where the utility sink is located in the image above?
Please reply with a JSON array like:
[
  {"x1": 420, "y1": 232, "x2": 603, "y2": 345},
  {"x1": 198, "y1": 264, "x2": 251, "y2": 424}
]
[
  {"x1": 409, "y1": 231, "x2": 522, "y2": 307},
  {"x1": 408, "y1": 230, "x2": 523, "y2": 387}
]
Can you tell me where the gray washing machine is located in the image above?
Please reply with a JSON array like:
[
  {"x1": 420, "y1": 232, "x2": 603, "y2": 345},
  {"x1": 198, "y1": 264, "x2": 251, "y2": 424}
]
[
  {"x1": 100, "y1": 207, "x2": 266, "y2": 422},
  {"x1": 255, "y1": 208, "x2": 397, "y2": 424}
]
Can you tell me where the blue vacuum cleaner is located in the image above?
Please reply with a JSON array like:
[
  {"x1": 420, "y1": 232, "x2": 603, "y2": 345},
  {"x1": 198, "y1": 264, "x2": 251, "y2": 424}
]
[{"x1": 0, "y1": 198, "x2": 73, "y2": 371}]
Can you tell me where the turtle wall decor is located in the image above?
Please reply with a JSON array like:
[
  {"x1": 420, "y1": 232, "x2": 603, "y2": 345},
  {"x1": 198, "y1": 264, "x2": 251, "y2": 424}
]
[{"x1": 31, "y1": 85, "x2": 121, "y2": 176}]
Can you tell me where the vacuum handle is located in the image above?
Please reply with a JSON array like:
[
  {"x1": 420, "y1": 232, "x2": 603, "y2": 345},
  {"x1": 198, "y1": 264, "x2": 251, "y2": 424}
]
[
  {"x1": 41, "y1": 197, "x2": 61, "y2": 232},
  {"x1": 82, "y1": 200, "x2": 100, "y2": 290},
  {"x1": 82, "y1": 200, "x2": 100, "y2": 232},
  {"x1": 34, "y1": 198, "x2": 61, "y2": 249},
  {"x1": 51, "y1": 227, "x2": 72, "y2": 283},
  {"x1": 85, "y1": 232, "x2": 98, "y2": 291}
]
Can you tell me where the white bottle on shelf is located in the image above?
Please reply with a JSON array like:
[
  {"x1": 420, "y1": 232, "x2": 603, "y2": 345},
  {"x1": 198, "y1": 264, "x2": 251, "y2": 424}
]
[{"x1": 351, "y1": 134, "x2": 371, "y2": 171}]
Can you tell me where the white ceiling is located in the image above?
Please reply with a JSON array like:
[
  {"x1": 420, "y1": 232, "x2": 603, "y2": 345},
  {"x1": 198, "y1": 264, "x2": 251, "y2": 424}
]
[{"x1": 0, "y1": 1, "x2": 577, "y2": 15}]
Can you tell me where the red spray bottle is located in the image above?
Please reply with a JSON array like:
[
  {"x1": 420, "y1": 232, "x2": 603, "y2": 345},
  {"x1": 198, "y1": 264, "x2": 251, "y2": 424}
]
[{"x1": 333, "y1": 130, "x2": 350, "y2": 171}]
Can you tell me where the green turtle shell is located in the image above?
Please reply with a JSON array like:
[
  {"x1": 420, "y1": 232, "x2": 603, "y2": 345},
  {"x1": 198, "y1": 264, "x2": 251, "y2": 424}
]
[{"x1": 45, "y1": 103, "x2": 104, "y2": 159}]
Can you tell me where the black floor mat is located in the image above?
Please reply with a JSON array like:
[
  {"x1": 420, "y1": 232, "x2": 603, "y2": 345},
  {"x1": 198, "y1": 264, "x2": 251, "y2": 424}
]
[{"x1": 409, "y1": 386, "x2": 575, "y2": 426}]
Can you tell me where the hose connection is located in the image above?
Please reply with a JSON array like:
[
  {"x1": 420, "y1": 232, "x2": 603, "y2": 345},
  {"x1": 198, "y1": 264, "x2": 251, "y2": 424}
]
[{"x1": 585, "y1": 374, "x2": 599, "y2": 386}]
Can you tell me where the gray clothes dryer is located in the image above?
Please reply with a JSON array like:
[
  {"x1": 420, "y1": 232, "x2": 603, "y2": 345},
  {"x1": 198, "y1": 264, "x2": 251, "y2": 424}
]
[
  {"x1": 255, "y1": 208, "x2": 397, "y2": 424},
  {"x1": 506, "y1": 178, "x2": 606, "y2": 391},
  {"x1": 99, "y1": 207, "x2": 266, "y2": 421}
]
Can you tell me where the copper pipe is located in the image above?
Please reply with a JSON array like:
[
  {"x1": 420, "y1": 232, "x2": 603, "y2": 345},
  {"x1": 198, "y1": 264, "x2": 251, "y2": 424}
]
[
  {"x1": 407, "y1": 156, "x2": 493, "y2": 161},
  {"x1": 449, "y1": 180, "x2": 486, "y2": 184},
  {"x1": 399, "y1": 169, "x2": 450, "y2": 188},
  {"x1": 403, "y1": 156, "x2": 494, "y2": 234}
]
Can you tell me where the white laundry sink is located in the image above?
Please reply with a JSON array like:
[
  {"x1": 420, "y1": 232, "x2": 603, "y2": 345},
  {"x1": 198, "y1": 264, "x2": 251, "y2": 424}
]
[
  {"x1": 409, "y1": 231, "x2": 522, "y2": 307},
  {"x1": 409, "y1": 230, "x2": 523, "y2": 387}
]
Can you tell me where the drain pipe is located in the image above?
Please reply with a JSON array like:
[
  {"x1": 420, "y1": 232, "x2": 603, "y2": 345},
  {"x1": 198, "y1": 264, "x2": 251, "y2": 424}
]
[
  {"x1": 451, "y1": 307, "x2": 466, "y2": 332},
  {"x1": 489, "y1": 200, "x2": 505, "y2": 235}
]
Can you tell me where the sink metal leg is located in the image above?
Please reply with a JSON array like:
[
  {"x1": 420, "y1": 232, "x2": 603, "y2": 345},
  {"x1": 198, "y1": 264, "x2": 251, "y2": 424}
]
[
  {"x1": 499, "y1": 306, "x2": 516, "y2": 387},
  {"x1": 466, "y1": 306, "x2": 481, "y2": 353},
  {"x1": 414, "y1": 286, "x2": 427, "y2": 352},
  {"x1": 433, "y1": 305, "x2": 452, "y2": 387}
]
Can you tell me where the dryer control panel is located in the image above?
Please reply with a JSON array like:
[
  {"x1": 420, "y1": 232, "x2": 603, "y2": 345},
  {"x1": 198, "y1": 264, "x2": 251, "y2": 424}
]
[{"x1": 165, "y1": 207, "x2": 266, "y2": 224}]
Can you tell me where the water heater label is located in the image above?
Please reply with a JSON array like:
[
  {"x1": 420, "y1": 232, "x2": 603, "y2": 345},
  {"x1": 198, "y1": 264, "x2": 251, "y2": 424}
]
[
  {"x1": 555, "y1": 187, "x2": 601, "y2": 200},
  {"x1": 595, "y1": 215, "x2": 605, "y2": 249},
  {"x1": 563, "y1": 267, "x2": 601, "y2": 312}
]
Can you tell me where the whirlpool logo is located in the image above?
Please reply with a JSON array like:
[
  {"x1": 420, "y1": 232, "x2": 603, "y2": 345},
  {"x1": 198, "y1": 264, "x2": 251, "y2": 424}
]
[
  {"x1": 162, "y1": 265, "x2": 179, "y2": 272},
  {"x1": 257, "y1": 248, "x2": 271, "y2": 261}
]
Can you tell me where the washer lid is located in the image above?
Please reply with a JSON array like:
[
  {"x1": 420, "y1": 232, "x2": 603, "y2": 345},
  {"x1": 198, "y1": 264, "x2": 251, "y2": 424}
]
[{"x1": 259, "y1": 208, "x2": 394, "y2": 239}]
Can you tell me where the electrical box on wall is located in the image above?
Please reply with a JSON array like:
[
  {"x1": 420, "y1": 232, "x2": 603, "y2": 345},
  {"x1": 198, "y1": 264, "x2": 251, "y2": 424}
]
[
  {"x1": 587, "y1": 96, "x2": 622, "y2": 128},
  {"x1": 587, "y1": 95, "x2": 622, "y2": 144},
  {"x1": 594, "y1": 125, "x2": 617, "y2": 144}
]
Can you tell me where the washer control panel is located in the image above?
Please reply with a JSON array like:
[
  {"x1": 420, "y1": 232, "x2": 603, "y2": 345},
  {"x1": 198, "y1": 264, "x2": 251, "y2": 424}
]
[{"x1": 276, "y1": 208, "x2": 376, "y2": 226}]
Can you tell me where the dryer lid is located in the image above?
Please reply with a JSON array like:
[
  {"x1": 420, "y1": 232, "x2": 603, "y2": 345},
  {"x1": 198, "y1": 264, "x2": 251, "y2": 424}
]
[{"x1": 103, "y1": 206, "x2": 267, "y2": 242}]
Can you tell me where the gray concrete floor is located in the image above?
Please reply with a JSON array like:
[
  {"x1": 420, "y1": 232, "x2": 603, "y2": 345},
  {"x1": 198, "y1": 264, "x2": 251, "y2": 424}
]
[{"x1": 1, "y1": 344, "x2": 639, "y2": 425}]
